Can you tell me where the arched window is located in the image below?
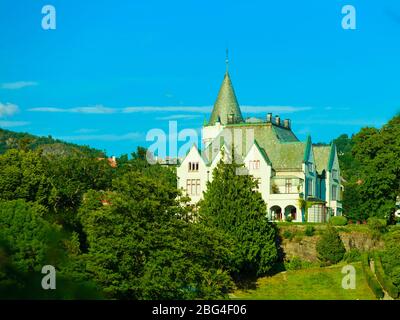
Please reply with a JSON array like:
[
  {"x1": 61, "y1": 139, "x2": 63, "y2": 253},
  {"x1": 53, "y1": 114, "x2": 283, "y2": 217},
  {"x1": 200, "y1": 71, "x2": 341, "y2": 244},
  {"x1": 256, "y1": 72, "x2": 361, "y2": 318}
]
[{"x1": 270, "y1": 206, "x2": 282, "y2": 221}]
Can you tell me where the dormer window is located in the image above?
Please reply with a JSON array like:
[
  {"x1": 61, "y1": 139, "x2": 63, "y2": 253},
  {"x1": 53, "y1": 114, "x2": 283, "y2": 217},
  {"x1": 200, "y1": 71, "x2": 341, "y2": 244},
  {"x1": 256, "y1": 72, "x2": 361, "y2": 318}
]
[
  {"x1": 249, "y1": 160, "x2": 260, "y2": 170},
  {"x1": 332, "y1": 169, "x2": 338, "y2": 180},
  {"x1": 188, "y1": 162, "x2": 199, "y2": 172},
  {"x1": 308, "y1": 163, "x2": 313, "y2": 173}
]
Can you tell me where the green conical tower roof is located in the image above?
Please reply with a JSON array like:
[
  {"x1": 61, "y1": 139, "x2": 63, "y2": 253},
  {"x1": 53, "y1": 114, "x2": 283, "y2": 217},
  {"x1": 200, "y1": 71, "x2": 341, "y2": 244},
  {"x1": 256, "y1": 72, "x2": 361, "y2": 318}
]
[{"x1": 208, "y1": 71, "x2": 243, "y2": 126}]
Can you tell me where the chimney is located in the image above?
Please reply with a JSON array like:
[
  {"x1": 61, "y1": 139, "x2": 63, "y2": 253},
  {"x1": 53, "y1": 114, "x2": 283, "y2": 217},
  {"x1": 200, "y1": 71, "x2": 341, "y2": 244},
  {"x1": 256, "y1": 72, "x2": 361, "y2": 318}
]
[
  {"x1": 266, "y1": 113, "x2": 272, "y2": 122},
  {"x1": 275, "y1": 115, "x2": 281, "y2": 126},
  {"x1": 283, "y1": 119, "x2": 291, "y2": 129}
]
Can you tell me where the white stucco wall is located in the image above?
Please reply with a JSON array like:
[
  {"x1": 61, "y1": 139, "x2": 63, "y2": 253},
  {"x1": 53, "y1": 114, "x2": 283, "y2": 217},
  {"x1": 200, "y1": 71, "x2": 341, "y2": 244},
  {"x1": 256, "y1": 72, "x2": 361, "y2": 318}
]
[
  {"x1": 243, "y1": 144, "x2": 271, "y2": 204},
  {"x1": 176, "y1": 140, "x2": 343, "y2": 223},
  {"x1": 177, "y1": 145, "x2": 208, "y2": 204}
]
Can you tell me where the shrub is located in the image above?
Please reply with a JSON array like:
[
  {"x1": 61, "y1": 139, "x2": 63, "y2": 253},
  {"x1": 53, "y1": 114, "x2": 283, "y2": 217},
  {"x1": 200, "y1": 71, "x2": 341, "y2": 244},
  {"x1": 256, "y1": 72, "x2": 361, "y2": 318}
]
[
  {"x1": 284, "y1": 257, "x2": 318, "y2": 271},
  {"x1": 284, "y1": 257, "x2": 303, "y2": 270},
  {"x1": 282, "y1": 230, "x2": 294, "y2": 240},
  {"x1": 389, "y1": 266, "x2": 400, "y2": 289},
  {"x1": 361, "y1": 253, "x2": 384, "y2": 299},
  {"x1": 304, "y1": 225, "x2": 315, "y2": 237},
  {"x1": 316, "y1": 225, "x2": 346, "y2": 265},
  {"x1": 343, "y1": 248, "x2": 362, "y2": 263},
  {"x1": 367, "y1": 217, "x2": 387, "y2": 237},
  {"x1": 374, "y1": 254, "x2": 399, "y2": 299},
  {"x1": 330, "y1": 216, "x2": 348, "y2": 226}
]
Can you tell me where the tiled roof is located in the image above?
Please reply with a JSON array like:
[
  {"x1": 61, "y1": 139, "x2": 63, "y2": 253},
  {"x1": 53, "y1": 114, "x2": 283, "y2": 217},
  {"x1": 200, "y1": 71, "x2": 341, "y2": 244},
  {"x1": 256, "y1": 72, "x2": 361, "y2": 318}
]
[
  {"x1": 203, "y1": 122, "x2": 306, "y2": 170},
  {"x1": 270, "y1": 142, "x2": 305, "y2": 170},
  {"x1": 208, "y1": 72, "x2": 243, "y2": 125},
  {"x1": 313, "y1": 145, "x2": 331, "y2": 172}
]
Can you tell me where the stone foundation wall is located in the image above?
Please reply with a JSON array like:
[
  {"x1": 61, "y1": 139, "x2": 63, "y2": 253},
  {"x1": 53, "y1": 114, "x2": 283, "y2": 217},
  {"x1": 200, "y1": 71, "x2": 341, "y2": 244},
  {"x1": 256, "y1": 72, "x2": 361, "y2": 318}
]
[{"x1": 280, "y1": 228, "x2": 384, "y2": 262}]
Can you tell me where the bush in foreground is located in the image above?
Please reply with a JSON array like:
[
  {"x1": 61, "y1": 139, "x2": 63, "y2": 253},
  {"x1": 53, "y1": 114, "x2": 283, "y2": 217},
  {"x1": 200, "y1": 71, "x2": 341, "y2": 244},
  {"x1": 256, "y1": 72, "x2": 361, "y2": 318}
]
[
  {"x1": 367, "y1": 217, "x2": 387, "y2": 238},
  {"x1": 304, "y1": 225, "x2": 315, "y2": 237},
  {"x1": 316, "y1": 225, "x2": 346, "y2": 265},
  {"x1": 330, "y1": 216, "x2": 348, "y2": 226}
]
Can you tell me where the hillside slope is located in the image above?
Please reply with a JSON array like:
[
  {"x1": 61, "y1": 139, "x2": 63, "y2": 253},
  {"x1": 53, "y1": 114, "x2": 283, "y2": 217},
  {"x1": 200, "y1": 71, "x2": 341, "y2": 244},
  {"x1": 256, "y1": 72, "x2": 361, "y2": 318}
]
[{"x1": 0, "y1": 128, "x2": 104, "y2": 157}]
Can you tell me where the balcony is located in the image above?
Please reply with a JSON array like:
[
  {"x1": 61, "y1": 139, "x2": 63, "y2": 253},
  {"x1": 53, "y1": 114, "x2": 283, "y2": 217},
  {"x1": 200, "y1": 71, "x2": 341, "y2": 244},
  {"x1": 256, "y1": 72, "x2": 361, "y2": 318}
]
[
  {"x1": 271, "y1": 176, "x2": 303, "y2": 194},
  {"x1": 270, "y1": 176, "x2": 304, "y2": 200}
]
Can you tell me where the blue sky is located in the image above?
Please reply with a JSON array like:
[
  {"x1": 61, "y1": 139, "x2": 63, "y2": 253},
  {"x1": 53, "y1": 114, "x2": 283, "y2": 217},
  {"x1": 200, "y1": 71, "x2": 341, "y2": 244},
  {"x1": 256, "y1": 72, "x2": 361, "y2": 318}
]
[{"x1": 0, "y1": 0, "x2": 399, "y2": 157}]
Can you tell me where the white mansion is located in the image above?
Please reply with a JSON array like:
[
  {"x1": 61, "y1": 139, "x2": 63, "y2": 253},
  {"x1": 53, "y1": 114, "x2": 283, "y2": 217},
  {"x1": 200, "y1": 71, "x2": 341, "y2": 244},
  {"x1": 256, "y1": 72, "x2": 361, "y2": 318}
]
[{"x1": 177, "y1": 70, "x2": 343, "y2": 223}]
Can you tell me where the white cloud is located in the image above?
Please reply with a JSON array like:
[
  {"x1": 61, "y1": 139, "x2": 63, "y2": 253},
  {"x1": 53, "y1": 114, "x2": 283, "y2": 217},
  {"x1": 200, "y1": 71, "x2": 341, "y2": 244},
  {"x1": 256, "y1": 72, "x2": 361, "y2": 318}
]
[
  {"x1": 124, "y1": 105, "x2": 311, "y2": 114},
  {"x1": 29, "y1": 107, "x2": 64, "y2": 113},
  {"x1": 296, "y1": 118, "x2": 385, "y2": 126},
  {"x1": 1, "y1": 81, "x2": 38, "y2": 90},
  {"x1": 0, "y1": 102, "x2": 19, "y2": 117},
  {"x1": 0, "y1": 120, "x2": 29, "y2": 128},
  {"x1": 156, "y1": 114, "x2": 203, "y2": 120},
  {"x1": 324, "y1": 106, "x2": 350, "y2": 111},
  {"x1": 123, "y1": 106, "x2": 212, "y2": 113},
  {"x1": 241, "y1": 106, "x2": 312, "y2": 113},
  {"x1": 71, "y1": 106, "x2": 116, "y2": 114},
  {"x1": 57, "y1": 132, "x2": 142, "y2": 142},
  {"x1": 29, "y1": 105, "x2": 312, "y2": 115},
  {"x1": 29, "y1": 105, "x2": 116, "y2": 114}
]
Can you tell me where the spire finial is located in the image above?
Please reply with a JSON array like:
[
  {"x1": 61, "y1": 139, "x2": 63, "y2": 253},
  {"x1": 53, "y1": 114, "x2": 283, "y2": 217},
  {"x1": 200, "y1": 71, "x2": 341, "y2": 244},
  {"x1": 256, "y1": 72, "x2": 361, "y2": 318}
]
[{"x1": 225, "y1": 48, "x2": 229, "y2": 73}]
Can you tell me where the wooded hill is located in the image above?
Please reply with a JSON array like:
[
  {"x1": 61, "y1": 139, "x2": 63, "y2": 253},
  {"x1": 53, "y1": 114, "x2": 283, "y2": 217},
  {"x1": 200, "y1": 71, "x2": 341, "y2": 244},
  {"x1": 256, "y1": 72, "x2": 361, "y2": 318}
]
[{"x1": 0, "y1": 128, "x2": 104, "y2": 157}]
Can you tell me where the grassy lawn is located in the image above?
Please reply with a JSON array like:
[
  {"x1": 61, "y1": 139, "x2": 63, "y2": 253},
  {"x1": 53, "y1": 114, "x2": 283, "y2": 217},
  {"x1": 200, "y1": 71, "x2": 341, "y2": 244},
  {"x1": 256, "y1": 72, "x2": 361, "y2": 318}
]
[{"x1": 230, "y1": 262, "x2": 376, "y2": 300}]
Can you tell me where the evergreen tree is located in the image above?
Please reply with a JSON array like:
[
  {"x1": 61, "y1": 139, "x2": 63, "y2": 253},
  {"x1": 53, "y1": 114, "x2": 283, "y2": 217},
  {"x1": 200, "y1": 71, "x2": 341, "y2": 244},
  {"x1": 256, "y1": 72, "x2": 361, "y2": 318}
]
[
  {"x1": 199, "y1": 160, "x2": 279, "y2": 276},
  {"x1": 316, "y1": 225, "x2": 346, "y2": 265}
]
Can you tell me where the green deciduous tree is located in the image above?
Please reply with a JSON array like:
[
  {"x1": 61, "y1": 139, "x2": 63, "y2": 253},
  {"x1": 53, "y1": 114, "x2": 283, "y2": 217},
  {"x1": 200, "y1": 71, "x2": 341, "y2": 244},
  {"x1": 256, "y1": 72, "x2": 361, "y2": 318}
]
[
  {"x1": 0, "y1": 150, "x2": 50, "y2": 205},
  {"x1": 78, "y1": 171, "x2": 233, "y2": 299},
  {"x1": 351, "y1": 115, "x2": 400, "y2": 220},
  {"x1": 0, "y1": 199, "x2": 60, "y2": 272},
  {"x1": 338, "y1": 115, "x2": 400, "y2": 222},
  {"x1": 381, "y1": 228, "x2": 400, "y2": 290},
  {"x1": 0, "y1": 199, "x2": 103, "y2": 299},
  {"x1": 44, "y1": 155, "x2": 114, "y2": 230}
]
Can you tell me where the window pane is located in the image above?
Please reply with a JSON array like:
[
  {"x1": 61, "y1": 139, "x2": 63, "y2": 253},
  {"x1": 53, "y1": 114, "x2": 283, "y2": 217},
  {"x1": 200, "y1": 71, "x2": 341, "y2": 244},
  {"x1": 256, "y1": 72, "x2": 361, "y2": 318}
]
[{"x1": 186, "y1": 179, "x2": 190, "y2": 194}]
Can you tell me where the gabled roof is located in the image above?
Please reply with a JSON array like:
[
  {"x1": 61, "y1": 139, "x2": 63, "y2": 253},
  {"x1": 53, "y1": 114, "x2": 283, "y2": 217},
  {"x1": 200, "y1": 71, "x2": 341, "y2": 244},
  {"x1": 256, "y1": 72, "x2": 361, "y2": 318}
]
[
  {"x1": 180, "y1": 144, "x2": 208, "y2": 165},
  {"x1": 328, "y1": 143, "x2": 336, "y2": 171},
  {"x1": 253, "y1": 140, "x2": 272, "y2": 165},
  {"x1": 313, "y1": 143, "x2": 336, "y2": 172},
  {"x1": 271, "y1": 142, "x2": 306, "y2": 170},
  {"x1": 208, "y1": 72, "x2": 243, "y2": 126},
  {"x1": 272, "y1": 125, "x2": 299, "y2": 143},
  {"x1": 202, "y1": 123, "x2": 306, "y2": 170}
]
